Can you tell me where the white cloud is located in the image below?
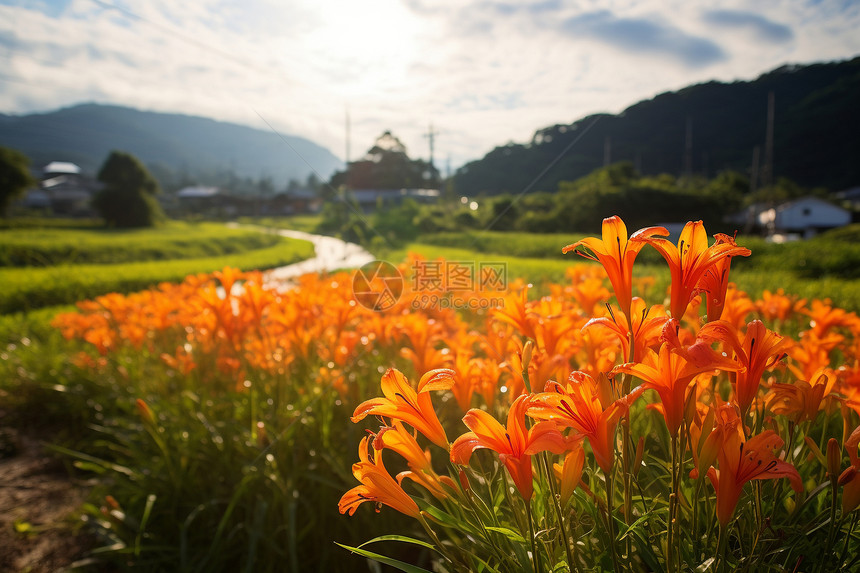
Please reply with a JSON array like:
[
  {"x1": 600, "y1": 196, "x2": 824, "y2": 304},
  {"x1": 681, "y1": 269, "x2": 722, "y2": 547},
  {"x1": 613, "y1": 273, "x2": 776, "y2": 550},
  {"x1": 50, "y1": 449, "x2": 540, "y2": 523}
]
[{"x1": 1, "y1": 0, "x2": 859, "y2": 172}]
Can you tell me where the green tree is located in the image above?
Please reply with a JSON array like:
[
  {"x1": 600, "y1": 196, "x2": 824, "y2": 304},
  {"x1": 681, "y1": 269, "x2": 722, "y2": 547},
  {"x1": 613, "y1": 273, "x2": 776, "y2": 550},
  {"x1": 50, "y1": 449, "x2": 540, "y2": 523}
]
[
  {"x1": 92, "y1": 151, "x2": 164, "y2": 227},
  {"x1": 0, "y1": 146, "x2": 36, "y2": 217}
]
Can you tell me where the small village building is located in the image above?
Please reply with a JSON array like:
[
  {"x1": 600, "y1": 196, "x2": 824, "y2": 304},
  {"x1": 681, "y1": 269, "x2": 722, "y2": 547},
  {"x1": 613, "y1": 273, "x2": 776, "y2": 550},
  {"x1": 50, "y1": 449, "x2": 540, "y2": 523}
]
[
  {"x1": 758, "y1": 196, "x2": 850, "y2": 239},
  {"x1": 20, "y1": 162, "x2": 99, "y2": 216},
  {"x1": 835, "y1": 186, "x2": 860, "y2": 210},
  {"x1": 341, "y1": 188, "x2": 440, "y2": 212},
  {"x1": 175, "y1": 186, "x2": 233, "y2": 216},
  {"x1": 269, "y1": 189, "x2": 322, "y2": 215}
]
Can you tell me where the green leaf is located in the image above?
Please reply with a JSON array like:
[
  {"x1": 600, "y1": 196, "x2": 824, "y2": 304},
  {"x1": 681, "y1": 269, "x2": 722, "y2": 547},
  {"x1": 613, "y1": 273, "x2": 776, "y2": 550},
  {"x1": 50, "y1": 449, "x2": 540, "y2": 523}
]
[
  {"x1": 617, "y1": 513, "x2": 650, "y2": 541},
  {"x1": 73, "y1": 460, "x2": 107, "y2": 474},
  {"x1": 629, "y1": 526, "x2": 662, "y2": 572},
  {"x1": 484, "y1": 526, "x2": 527, "y2": 544},
  {"x1": 695, "y1": 557, "x2": 716, "y2": 572},
  {"x1": 359, "y1": 535, "x2": 440, "y2": 554},
  {"x1": 335, "y1": 543, "x2": 435, "y2": 573}
]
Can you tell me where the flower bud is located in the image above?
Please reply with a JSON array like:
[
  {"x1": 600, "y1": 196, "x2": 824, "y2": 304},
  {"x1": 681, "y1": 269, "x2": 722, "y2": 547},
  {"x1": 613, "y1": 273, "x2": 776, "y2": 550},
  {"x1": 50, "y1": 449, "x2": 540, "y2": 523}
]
[
  {"x1": 105, "y1": 495, "x2": 120, "y2": 510},
  {"x1": 521, "y1": 339, "x2": 534, "y2": 371},
  {"x1": 459, "y1": 468, "x2": 471, "y2": 493},
  {"x1": 135, "y1": 398, "x2": 154, "y2": 425},
  {"x1": 804, "y1": 436, "x2": 826, "y2": 467}
]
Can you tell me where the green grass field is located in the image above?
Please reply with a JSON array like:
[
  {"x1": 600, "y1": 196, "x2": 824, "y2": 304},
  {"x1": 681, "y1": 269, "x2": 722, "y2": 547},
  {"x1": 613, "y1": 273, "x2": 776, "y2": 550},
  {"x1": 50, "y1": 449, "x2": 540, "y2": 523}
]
[
  {"x1": 384, "y1": 240, "x2": 860, "y2": 312},
  {"x1": 0, "y1": 221, "x2": 314, "y2": 315},
  {"x1": 0, "y1": 221, "x2": 287, "y2": 267}
]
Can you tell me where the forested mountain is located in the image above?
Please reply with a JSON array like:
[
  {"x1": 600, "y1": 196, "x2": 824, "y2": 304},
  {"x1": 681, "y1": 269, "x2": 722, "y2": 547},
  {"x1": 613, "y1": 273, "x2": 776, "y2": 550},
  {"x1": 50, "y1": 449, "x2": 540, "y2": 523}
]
[
  {"x1": 0, "y1": 104, "x2": 343, "y2": 188},
  {"x1": 454, "y1": 56, "x2": 860, "y2": 195}
]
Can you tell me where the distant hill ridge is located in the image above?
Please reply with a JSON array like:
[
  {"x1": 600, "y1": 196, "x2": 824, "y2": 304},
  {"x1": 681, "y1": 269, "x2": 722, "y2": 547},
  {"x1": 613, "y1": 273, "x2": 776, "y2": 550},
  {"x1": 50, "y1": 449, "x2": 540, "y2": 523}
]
[
  {"x1": 0, "y1": 103, "x2": 343, "y2": 188},
  {"x1": 454, "y1": 55, "x2": 860, "y2": 194}
]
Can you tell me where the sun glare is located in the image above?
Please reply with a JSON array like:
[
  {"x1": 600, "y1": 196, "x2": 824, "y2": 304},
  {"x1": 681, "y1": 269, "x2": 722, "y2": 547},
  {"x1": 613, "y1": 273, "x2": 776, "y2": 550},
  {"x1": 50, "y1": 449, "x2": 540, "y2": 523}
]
[{"x1": 315, "y1": 0, "x2": 419, "y2": 79}]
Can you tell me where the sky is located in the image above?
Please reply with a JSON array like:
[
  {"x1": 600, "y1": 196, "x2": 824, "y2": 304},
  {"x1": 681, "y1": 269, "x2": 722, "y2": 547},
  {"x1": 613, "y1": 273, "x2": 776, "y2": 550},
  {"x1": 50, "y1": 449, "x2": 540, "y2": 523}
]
[{"x1": 1, "y1": 0, "x2": 859, "y2": 175}]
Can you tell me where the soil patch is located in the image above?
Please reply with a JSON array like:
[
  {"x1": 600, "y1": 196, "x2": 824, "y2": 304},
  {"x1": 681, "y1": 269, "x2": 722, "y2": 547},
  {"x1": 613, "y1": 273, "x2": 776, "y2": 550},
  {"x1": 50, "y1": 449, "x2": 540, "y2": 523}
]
[{"x1": 0, "y1": 428, "x2": 96, "y2": 572}]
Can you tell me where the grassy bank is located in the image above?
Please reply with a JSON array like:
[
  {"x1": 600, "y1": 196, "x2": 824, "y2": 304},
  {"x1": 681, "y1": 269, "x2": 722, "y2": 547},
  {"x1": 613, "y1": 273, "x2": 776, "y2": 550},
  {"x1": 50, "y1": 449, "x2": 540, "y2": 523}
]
[
  {"x1": 0, "y1": 221, "x2": 315, "y2": 315},
  {"x1": 0, "y1": 221, "x2": 287, "y2": 267}
]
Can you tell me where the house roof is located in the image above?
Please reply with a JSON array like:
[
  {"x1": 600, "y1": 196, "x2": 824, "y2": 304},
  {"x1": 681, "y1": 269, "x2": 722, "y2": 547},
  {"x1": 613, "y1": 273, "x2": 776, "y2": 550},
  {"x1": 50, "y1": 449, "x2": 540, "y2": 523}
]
[
  {"x1": 770, "y1": 195, "x2": 848, "y2": 213},
  {"x1": 43, "y1": 162, "x2": 81, "y2": 175},
  {"x1": 177, "y1": 186, "x2": 220, "y2": 198},
  {"x1": 345, "y1": 188, "x2": 440, "y2": 203},
  {"x1": 835, "y1": 186, "x2": 860, "y2": 200}
]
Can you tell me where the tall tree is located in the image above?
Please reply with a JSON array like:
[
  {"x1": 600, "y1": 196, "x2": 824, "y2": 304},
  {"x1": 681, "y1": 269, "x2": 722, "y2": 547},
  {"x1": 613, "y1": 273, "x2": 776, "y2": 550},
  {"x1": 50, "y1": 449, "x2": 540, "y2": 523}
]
[
  {"x1": 92, "y1": 151, "x2": 164, "y2": 227},
  {"x1": 0, "y1": 146, "x2": 36, "y2": 217}
]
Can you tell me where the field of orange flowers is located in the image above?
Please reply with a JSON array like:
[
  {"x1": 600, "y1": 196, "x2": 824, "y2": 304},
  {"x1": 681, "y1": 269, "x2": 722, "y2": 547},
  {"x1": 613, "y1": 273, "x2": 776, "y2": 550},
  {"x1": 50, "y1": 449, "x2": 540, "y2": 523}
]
[{"x1": 32, "y1": 217, "x2": 860, "y2": 572}]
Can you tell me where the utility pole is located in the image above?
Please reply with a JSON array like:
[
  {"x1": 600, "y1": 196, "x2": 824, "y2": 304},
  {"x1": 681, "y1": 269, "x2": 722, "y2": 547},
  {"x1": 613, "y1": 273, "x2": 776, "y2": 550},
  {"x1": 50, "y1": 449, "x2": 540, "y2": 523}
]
[
  {"x1": 345, "y1": 107, "x2": 351, "y2": 165},
  {"x1": 423, "y1": 123, "x2": 440, "y2": 167},
  {"x1": 762, "y1": 91, "x2": 775, "y2": 189}
]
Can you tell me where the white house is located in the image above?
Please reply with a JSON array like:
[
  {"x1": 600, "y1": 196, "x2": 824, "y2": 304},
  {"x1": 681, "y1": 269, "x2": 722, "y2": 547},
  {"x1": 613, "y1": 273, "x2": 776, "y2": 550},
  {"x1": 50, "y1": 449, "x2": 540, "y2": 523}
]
[
  {"x1": 42, "y1": 161, "x2": 81, "y2": 176},
  {"x1": 758, "y1": 196, "x2": 851, "y2": 239},
  {"x1": 177, "y1": 186, "x2": 221, "y2": 199},
  {"x1": 20, "y1": 162, "x2": 98, "y2": 215}
]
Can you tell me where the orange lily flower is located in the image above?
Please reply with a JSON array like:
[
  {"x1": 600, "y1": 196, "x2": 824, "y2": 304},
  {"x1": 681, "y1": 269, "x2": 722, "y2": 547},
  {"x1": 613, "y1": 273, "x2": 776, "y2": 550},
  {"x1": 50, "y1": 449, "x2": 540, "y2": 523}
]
[
  {"x1": 839, "y1": 424, "x2": 860, "y2": 514},
  {"x1": 352, "y1": 368, "x2": 455, "y2": 449},
  {"x1": 451, "y1": 394, "x2": 572, "y2": 500},
  {"x1": 553, "y1": 442, "x2": 586, "y2": 506},
  {"x1": 688, "y1": 399, "x2": 737, "y2": 480},
  {"x1": 631, "y1": 220, "x2": 751, "y2": 320},
  {"x1": 582, "y1": 297, "x2": 670, "y2": 363},
  {"x1": 766, "y1": 368, "x2": 837, "y2": 424},
  {"x1": 560, "y1": 268, "x2": 611, "y2": 316},
  {"x1": 756, "y1": 288, "x2": 807, "y2": 323},
  {"x1": 374, "y1": 422, "x2": 457, "y2": 500},
  {"x1": 706, "y1": 428, "x2": 802, "y2": 526},
  {"x1": 696, "y1": 319, "x2": 791, "y2": 417},
  {"x1": 719, "y1": 284, "x2": 756, "y2": 330},
  {"x1": 803, "y1": 299, "x2": 857, "y2": 338},
  {"x1": 696, "y1": 233, "x2": 744, "y2": 322},
  {"x1": 529, "y1": 371, "x2": 627, "y2": 474},
  {"x1": 492, "y1": 287, "x2": 538, "y2": 342},
  {"x1": 563, "y1": 215, "x2": 661, "y2": 319},
  {"x1": 339, "y1": 436, "x2": 420, "y2": 518},
  {"x1": 787, "y1": 332, "x2": 842, "y2": 383},
  {"x1": 612, "y1": 321, "x2": 740, "y2": 436}
]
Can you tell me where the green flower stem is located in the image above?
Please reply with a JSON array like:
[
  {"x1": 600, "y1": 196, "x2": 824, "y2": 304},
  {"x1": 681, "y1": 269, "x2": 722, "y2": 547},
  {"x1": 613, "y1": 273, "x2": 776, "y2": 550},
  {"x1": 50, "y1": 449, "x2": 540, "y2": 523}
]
[
  {"x1": 691, "y1": 477, "x2": 703, "y2": 561},
  {"x1": 526, "y1": 502, "x2": 542, "y2": 573},
  {"x1": 667, "y1": 432, "x2": 677, "y2": 573},
  {"x1": 605, "y1": 467, "x2": 622, "y2": 573},
  {"x1": 540, "y1": 453, "x2": 581, "y2": 573},
  {"x1": 716, "y1": 524, "x2": 728, "y2": 573},
  {"x1": 839, "y1": 511, "x2": 858, "y2": 566},
  {"x1": 418, "y1": 512, "x2": 461, "y2": 570}
]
